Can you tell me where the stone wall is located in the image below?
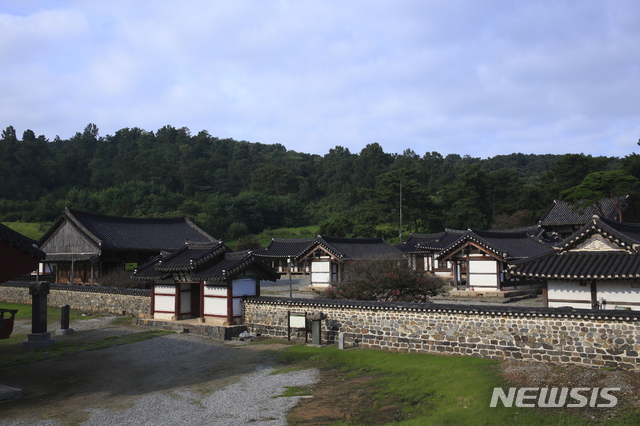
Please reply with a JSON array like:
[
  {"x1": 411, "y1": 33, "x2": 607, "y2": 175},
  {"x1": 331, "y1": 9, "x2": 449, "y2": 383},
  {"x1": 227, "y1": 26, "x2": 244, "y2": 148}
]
[
  {"x1": 0, "y1": 282, "x2": 151, "y2": 317},
  {"x1": 244, "y1": 297, "x2": 640, "y2": 370}
]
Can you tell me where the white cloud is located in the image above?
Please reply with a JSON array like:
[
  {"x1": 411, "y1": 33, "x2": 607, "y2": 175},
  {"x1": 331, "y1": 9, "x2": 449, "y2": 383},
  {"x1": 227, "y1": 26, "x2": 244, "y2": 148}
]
[{"x1": 0, "y1": 0, "x2": 639, "y2": 158}]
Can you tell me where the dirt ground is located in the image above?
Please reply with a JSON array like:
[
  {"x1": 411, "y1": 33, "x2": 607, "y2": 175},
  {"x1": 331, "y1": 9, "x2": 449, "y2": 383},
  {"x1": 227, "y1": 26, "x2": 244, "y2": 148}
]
[
  {"x1": 3, "y1": 315, "x2": 640, "y2": 425},
  {"x1": 0, "y1": 319, "x2": 294, "y2": 425}
]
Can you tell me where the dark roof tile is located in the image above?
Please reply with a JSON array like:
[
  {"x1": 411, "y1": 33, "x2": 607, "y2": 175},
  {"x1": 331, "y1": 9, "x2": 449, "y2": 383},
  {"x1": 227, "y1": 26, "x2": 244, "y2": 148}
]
[{"x1": 40, "y1": 208, "x2": 217, "y2": 252}]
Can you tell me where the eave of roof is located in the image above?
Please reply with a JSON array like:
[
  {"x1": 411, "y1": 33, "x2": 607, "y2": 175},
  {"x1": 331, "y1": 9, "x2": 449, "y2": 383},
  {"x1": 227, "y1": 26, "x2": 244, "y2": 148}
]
[
  {"x1": 0, "y1": 223, "x2": 46, "y2": 259},
  {"x1": 436, "y1": 229, "x2": 552, "y2": 261},
  {"x1": 508, "y1": 251, "x2": 640, "y2": 280},
  {"x1": 560, "y1": 215, "x2": 640, "y2": 252},
  {"x1": 40, "y1": 208, "x2": 218, "y2": 252},
  {"x1": 253, "y1": 238, "x2": 318, "y2": 258}
]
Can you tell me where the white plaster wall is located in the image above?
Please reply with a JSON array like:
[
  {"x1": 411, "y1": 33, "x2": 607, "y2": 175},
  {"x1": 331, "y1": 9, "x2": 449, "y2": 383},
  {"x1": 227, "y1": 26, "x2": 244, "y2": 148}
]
[
  {"x1": 548, "y1": 280, "x2": 591, "y2": 308},
  {"x1": 469, "y1": 274, "x2": 498, "y2": 288},
  {"x1": 154, "y1": 285, "x2": 175, "y2": 295},
  {"x1": 204, "y1": 297, "x2": 226, "y2": 316},
  {"x1": 597, "y1": 281, "x2": 640, "y2": 310},
  {"x1": 233, "y1": 297, "x2": 242, "y2": 317},
  {"x1": 154, "y1": 295, "x2": 174, "y2": 312},
  {"x1": 311, "y1": 261, "x2": 330, "y2": 284},
  {"x1": 468, "y1": 260, "x2": 496, "y2": 273},
  {"x1": 204, "y1": 286, "x2": 226, "y2": 296}
]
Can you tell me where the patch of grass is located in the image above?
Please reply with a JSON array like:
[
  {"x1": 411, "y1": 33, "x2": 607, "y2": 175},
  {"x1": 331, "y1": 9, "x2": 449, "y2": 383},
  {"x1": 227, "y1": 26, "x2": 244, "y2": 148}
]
[
  {"x1": 0, "y1": 302, "x2": 100, "y2": 345},
  {"x1": 109, "y1": 316, "x2": 136, "y2": 327},
  {"x1": 1, "y1": 222, "x2": 50, "y2": 240},
  {"x1": 253, "y1": 226, "x2": 319, "y2": 248},
  {"x1": 0, "y1": 302, "x2": 95, "y2": 324},
  {"x1": 275, "y1": 385, "x2": 312, "y2": 398},
  {"x1": 280, "y1": 345, "x2": 638, "y2": 425}
]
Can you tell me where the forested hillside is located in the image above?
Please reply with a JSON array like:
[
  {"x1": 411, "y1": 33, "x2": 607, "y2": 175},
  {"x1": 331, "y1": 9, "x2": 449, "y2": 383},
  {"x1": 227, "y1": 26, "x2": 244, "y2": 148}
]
[{"x1": 1, "y1": 123, "x2": 637, "y2": 242}]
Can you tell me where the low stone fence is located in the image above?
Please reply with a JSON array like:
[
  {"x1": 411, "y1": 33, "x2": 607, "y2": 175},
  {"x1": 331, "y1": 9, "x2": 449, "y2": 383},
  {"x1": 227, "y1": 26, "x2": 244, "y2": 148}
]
[
  {"x1": 134, "y1": 318, "x2": 248, "y2": 340},
  {"x1": 0, "y1": 282, "x2": 151, "y2": 317},
  {"x1": 243, "y1": 297, "x2": 640, "y2": 370}
]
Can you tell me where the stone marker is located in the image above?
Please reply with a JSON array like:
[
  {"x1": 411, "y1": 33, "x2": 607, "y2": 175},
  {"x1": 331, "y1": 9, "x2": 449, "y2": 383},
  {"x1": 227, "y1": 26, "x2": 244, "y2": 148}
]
[
  {"x1": 308, "y1": 311, "x2": 327, "y2": 345},
  {"x1": 56, "y1": 304, "x2": 75, "y2": 336},
  {"x1": 23, "y1": 281, "x2": 55, "y2": 350},
  {"x1": 338, "y1": 331, "x2": 345, "y2": 350}
]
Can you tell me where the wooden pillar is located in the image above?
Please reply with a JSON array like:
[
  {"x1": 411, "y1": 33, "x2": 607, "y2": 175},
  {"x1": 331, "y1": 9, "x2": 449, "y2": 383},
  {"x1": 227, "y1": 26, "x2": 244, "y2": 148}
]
[
  {"x1": 452, "y1": 261, "x2": 459, "y2": 288},
  {"x1": 174, "y1": 284, "x2": 180, "y2": 319},
  {"x1": 542, "y1": 280, "x2": 548, "y2": 307},
  {"x1": 591, "y1": 280, "x2": 598, "y2": 309},
  {"x1": 200, "y1": 282, "x2": 205, "y2": 320},
  {"x1": 150, "y1": 285, "x2": 156, "y2": 317},
  {"x1": 226, "y1": 281, "x2": 234, "y2": 324}
]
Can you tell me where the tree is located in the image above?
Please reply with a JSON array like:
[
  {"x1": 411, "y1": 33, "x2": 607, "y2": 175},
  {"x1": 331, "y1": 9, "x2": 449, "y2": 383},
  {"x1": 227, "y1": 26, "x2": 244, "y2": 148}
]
[
  {"x1": 444, "y1": 164, "x2": 490, "y2": 229},
  {"x1": 364, "y1": 168, "x2": 430, "y2": 233},
  {"x1": 560, "y1": 170, "x2": 637, "y2": 221},
  {"x1": 318, "y1": 259, "x2": 447, "y2": 302}
]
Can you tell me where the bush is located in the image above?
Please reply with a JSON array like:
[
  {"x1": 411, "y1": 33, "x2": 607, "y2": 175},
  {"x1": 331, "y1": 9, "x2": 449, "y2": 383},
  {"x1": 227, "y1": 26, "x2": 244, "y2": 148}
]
[{"x1": 317, "y1": 260, "x2": 447, "y2": 303}]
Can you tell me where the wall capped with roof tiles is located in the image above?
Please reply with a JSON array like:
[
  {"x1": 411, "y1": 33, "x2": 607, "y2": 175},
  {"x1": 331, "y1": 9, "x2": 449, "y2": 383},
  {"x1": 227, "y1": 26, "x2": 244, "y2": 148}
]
[
  {"x1": 0, "y1": 282, "x2": 151, "y2": 318},
  {"x1": 243, "y1": 297, "x2": 640, "y2": 370}
]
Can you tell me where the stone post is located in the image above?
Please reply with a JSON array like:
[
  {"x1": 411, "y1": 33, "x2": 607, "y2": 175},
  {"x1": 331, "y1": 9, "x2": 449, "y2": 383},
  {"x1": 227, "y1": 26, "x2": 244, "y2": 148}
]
[
  {"x1": 308, "y1": 311, "x2": 327, "y2": 345},
  {"x1": 23, "y1": 282, "x2": 55, "y2": 350},
  {"x1": 56, "y1": 304, "x2": 75, "y2": 335}
]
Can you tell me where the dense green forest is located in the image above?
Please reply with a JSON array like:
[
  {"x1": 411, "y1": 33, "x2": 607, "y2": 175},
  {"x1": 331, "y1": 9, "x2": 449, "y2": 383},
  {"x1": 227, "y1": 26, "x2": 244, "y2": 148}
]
[{"x1": 1, "y1": 123, "x2": 638, "y2": 243}]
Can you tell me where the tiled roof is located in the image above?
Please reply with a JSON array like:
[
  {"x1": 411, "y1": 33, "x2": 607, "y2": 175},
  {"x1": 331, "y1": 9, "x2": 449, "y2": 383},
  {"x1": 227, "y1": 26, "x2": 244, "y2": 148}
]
[
  {"x1": 436, "y1": 228, "x2": 553, "y2": 261},
  {"x1": 508, "y1": 216, "x2": 640, "y2": 280},
  {"x1": 396, "y1": 232, "x2": 447, "y2": 254},
  {"x1": 40, "y1": 208, "x2": 217, "y2": 252},
  {"x1": 254, "y1": 238, "x2": 317, "y2": 258},
  {"x1": 508, "y1": 251, "x2": 640, "y2": 280},
  {"x1": 539, "y1": 196, "x2": 627, "y2": 226},
  {"x1": 156, "y1": 241, "x2": 229, "y2": 273},
  {"x1": 415, "y1": 229, "x2": 466, "y2": 252},
  {"x1": 132, "y1": 243, "x2": 279, "y2": 283},
  {"x1": 0, "y1": 223, "x2": 45, "y2": 259},
  {"x1": 300, "y1": 235, "x2": 404, "y2": 261}
]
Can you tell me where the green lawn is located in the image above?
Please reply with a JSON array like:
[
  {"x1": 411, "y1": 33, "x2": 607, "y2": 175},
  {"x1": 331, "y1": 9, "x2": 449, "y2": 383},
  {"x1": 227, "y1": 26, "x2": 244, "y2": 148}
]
[
  {"x1": 1, "y1": 222, "x2": 50, "y2": 240},
  {"x1": 0, "y1": 302, "x2": 96, "y2": 346},
  {"x1": 281, "y1": 345, "x2": 640, "y2": 426}
]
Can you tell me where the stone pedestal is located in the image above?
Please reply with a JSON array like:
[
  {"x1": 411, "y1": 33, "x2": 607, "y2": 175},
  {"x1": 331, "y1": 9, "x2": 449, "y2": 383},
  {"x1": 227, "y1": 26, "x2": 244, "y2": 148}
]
[
  {"x1": 23, "y1": 332, "x2": 55, "y2": 350},
  {"x1": 55, "y1": 328, "x2": 74, "y2": 336}
]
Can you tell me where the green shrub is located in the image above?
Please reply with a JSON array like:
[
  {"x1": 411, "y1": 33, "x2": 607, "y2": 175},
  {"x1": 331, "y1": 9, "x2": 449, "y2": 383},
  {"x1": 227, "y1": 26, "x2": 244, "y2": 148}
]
[{"x1": 317, "y1": 259, "x2": 447, "y2": 303}]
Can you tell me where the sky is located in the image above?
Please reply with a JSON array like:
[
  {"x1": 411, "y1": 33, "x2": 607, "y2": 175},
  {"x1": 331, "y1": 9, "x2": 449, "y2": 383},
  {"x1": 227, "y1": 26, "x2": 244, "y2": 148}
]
[{"x1": 1, "y1": 1, "x2": 639, "y2": 159}]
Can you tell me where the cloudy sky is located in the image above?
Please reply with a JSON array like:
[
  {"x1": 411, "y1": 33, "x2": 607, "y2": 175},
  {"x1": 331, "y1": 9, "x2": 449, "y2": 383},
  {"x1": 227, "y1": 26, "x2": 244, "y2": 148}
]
[{"x1": 1, "y1": 1, "x2": 639, "y2": 159}]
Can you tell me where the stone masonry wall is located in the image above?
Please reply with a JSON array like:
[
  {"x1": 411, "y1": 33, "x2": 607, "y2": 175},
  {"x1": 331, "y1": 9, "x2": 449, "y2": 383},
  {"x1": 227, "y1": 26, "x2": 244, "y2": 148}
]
[
  {"x1": 0, "y1": 282, "x2": 151, "y2": 317},
  {"x1": 244, "y1": 297, "x2": 640, "y2": 370}
]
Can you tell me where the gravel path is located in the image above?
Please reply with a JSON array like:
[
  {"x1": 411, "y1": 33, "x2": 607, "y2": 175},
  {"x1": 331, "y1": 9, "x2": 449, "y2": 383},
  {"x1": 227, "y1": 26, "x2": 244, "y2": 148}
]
[
  {"x1": 80, "y1": 366, "x2": 318, "y2": 426},
  {"x1": 1, "y1": 317, "x2": 320, "y2": 426}
]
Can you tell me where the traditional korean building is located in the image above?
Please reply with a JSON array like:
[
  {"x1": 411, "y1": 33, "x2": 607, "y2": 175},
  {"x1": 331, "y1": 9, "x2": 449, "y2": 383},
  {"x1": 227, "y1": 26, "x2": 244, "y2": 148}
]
[
  {"x1": 539, "y1": 196, "x2": 628, "y2": 240},
  {"x1": 398, "y1": 229, "x2": 465, "y2": 275},
  {"x1": 297, "y1": 235, "x2": 405, "y2": 288},
  {"x1": 0, "y1": 223, "x2": 45, "y2": 283},
  {"x1": 433, "y1": 225, "x2": 553, "y2": 291},
  {"x1": 39, "y1": 208, "x2": 217, "y2": 285},
  {"x1": 508, "y1": 216, "x2": 640, "y2": 311},
  {"x1": 253, "y1": 237, "x2": 317, "y2": 275},
  {"x1": 131, "y1": 241, "x2": 279, "y2": 324}
]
